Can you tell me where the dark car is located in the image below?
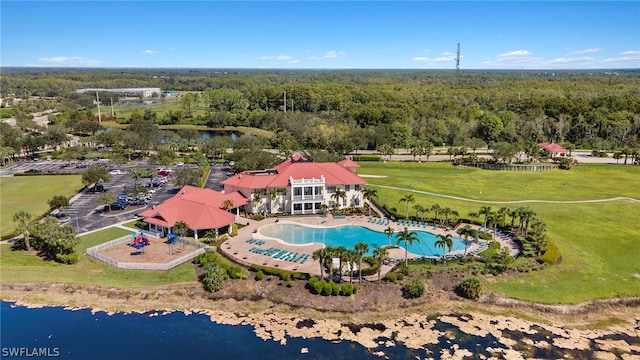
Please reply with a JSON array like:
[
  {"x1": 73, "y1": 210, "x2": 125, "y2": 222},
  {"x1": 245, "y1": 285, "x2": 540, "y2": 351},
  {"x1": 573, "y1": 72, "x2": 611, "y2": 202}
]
[
  {"x1": 110, "y1": 201, "x2": 127, "y2": 210},
  {"x1": 25, "y1": 169, "x2": 43, "y2": 174}
]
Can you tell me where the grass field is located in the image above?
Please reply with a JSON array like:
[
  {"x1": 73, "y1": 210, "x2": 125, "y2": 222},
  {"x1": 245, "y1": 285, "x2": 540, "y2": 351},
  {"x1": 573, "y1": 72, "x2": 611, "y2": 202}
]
[
  {"x1": 0, "y1": 227, "x2": 197, "y2": 286},
  {"x1": 0, "y1": 175, "x2": 83, "y2": 238},
  {"x1": 358, "y1": 162, "x2": 640, "y2": 304}
]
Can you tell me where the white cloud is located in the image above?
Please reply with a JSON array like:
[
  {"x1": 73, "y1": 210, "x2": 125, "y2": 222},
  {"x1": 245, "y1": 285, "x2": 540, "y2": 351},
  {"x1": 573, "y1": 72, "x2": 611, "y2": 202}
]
[
  {"x1": 412, "y1": 57, "x2": 429, "y2": 62},
  {"x1": 276, "y1": 55, "x2": 292, "y2": 60},
  {"x1": 289, "y1": 59, "x2": 300, "y2": 64},
  {"x1": 38, "y1": 56, "x2": 101, "y2": 66},
  {"x1": 309, "y1": 50, "x2": 347, "y2": 60},
  {"x1": 259, "y1": 55, "x2": 275, "y2": 60},
  {"x1": 550, "y1": 56, "x2": 594, "y2": 64},
  {"x1": 619, "y1": 50, "x2": 640, "y2": 56},
  {"x1": 260, "y1": 55, "x2": 295, "y2": 61},
  {"x1": 498, "y1": 50, "x2": 532, "y2": 58},
  {"x1": 142, "y1": 50, "x2": 157, "y2": 54},
  {"x1": 571, "y1": 48, "x2": 602, "y2": 55}
]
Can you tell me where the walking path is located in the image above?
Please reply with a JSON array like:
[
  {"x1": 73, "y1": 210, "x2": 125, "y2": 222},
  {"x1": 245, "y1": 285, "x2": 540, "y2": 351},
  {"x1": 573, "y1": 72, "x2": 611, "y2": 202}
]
[{"x1": 365, "y1": 184, "x2": 640, "y2": 204}]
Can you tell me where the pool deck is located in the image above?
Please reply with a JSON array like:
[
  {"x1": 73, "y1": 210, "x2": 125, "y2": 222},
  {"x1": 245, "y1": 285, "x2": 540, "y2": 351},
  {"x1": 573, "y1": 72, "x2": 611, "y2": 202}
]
[{"x1": 220, "y1": 214, "x2": 520, "y2": 280}]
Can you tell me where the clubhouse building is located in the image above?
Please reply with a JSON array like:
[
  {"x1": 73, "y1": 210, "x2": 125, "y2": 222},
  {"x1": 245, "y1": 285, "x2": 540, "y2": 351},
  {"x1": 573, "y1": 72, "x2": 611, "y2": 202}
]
[
  {"x1": 139, "y1": 155, "x2": 366, "y2": 237},
  {"x1": 222, "y1": 154, "x2": 366, "y2": 215}
]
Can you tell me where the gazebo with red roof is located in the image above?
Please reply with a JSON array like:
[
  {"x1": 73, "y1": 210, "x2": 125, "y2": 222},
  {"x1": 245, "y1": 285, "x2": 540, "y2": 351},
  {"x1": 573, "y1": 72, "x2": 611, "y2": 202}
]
[
  {"x1": 538, "y1": 142, "x2": 567, "y2": 157},
  {"x1": 138, "y1": 185, "x2": 249, "y2": 239}
]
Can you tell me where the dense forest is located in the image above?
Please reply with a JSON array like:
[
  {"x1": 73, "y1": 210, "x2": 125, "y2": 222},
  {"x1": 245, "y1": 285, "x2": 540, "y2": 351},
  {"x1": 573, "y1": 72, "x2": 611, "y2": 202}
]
[{"x1": 1, "y1": 68, "x2": 639, "y2": 162}]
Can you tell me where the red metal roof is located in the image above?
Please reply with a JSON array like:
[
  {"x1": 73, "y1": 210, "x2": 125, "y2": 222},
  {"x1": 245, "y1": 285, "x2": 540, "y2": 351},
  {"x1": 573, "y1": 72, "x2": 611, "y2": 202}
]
[
  {"x1": 539, "y1": 142, "x2": 567, "y2": 153},
  {"x1": 338, "y1": 158, "x2": 360, "y2": 168},
  {"x1": 138, "y1": 186, "x2": 248, "y2": 230},
  {"x1": 222, "y1": 157, "x2": 366, "y2": 190}
]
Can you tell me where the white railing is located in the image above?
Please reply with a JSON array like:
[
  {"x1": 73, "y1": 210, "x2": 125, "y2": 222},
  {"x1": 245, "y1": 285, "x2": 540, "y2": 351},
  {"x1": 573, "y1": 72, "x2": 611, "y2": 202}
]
[
  {"x1": 289, "y1": 175, "x2": 325, "y2": 185},
  {"x1": 292, "y1": 195, "x2": 324, "y2": 201},
  {"x1": 85, "y1": 235, "x2": 207, "y2": 270}
]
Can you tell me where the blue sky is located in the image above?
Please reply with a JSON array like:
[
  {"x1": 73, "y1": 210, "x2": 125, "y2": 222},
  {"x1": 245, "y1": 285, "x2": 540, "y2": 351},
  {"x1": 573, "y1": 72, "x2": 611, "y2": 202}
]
[{"x1": 1, "y1": 1, "x2": 639, "y2": 69}]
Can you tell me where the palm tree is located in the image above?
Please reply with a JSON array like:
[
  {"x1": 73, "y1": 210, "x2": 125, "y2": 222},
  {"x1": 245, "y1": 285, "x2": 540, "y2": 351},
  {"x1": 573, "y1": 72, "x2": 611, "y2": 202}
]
[
  {"x1": 487, "y1": 211, "x2": 502, "y2": 241},
  {"x1": 344, "y1": 249, "x2": 359, "y2": 283},
  {"x1": 323, "y1": 245, "x2": 335, "y2": 278},
  {"x1": 435, "y1": 234, "x2": 454, "y2": 261},
  {"x1": 373, "y1": 247, "x2": 389, "y2": 282},
  {"x1": 354, "y1": 242, "x2": 369, "y2": 284},
  {"x1": 467, "y1": 211, "x2": 479, "y2": 225},
  {"x1": 479, "y1": 206, "x2": 492, "y2": 231},
  {"x1": 173, "y1": 220, "x2": 189, "y2": 251},
  {"x1": 522, "y1": 208, "x2": 536, "y2": 237},
  {"x1": 396, "y1": 227, "x2": 419, "y2": 266},
  {"x1": 333, "y1": 246, "x2": 348, "y2": 282},
  {"x1": 203, "y1": 229, "x2": 218, "y2": 245},
  {"x1": 129, "y1": 168, "x2": 145, "y2": 184},
  {"x1": 252, "y1": 189, "x2": 263, "y2": 213},
  {"x1": 431, "y1": 204, "x2": 441, "y2": 224},
  {"x1": 412, "y1": 204, "x2": 424, "y2": 221},
  {"x1": 266, "y1": 188, "x2": 278, "y2": 213},
  {"x1": 320, "y1": 203, "x2": 329, "y2": 216},
  {"x1": 383, "y1": 226, "x2": 394, "y2": 246},
  {"x1": 331, "y1": 188, "x2": 347, "y2": 209},
  {"x1": 222, "y1": 199, "x2": 234, "y2": 210},
  {"x1": 312, "y1": 248, "x2": 329, "y2": 280},
  {"x1": 458, "y1": 225, "x2": 473, "y2": 255},
  {"x1": 509, "y1": 209, "x2": 518, "y2": 229},
  {"x1": 12, "y1": 210, "x2": 33, "y2": 250},
  {"x1": 361, "y1": 187, "x2": 378, "y2": 216},
  {"x1": 399, "y1": 194, "x2": 415, "y2": 220},
  {"x1": 441, "y1": 207, "x2": 452, "y2": 226}
]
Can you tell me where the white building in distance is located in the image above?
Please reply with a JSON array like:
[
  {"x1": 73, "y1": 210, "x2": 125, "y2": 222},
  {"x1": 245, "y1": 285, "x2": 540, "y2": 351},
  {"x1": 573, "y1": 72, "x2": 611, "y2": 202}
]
[{"x1": 75, "y1": 87, "x2": 161, "y2": 98}]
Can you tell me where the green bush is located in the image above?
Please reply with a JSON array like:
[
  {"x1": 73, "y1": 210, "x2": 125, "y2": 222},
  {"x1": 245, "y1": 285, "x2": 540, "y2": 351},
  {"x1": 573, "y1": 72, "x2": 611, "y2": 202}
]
[
  {"x1": 456, "y1": 277, "x2": 483, "y2": 300},
  {"x1": 227, "y1": 266, "x2": 246, "y2": 279},
  {"x1": 202, "y1": 262, "x2": 228, "y2": 292},
  {"x1": 340, "y1": 283, "x2": 353, "y2": 296},
  {"x1": 360, "y1": 257, "x2": 379, "y2": 276},
  {"x1": 402, "y1": 278, "x2": 425, "y2": 299},
  {"x1": 331, "y1": 282, "x2": 341, "y2": 296},
  {"x1": 254, "y1": 270, "x2": 264, "y2": 281},
  {"x1": 308, "y1": 277, "x2": 319, "y2": 286},
  {"x1": 384, "y1": 272, "x2": 398, "y2": 283},
  {"x1": 397, "y1": 273, "x2": 405, "y2": 281},
  {"x1": 312, "y1": 279, "x2": 327, "y2": 294},
  {"x1": 537, "y1": 238, "x2": 561, "y2": 264},
  {"x1": 249, "y1": 264, "x2": 310, "y2": 280},
  {"x1": 55, "y1": 252, "x2": 78, "y2": 264},
  {"x1": 230, "y1": 223, "x2": 238, "y2": 236},
  {"x1": 322, "y1": 282, "x2": 333, "y2": 296},
  {"x1": 287, "y1": 281, "x2": 294, "y2": 288},
  {"x1": 353, "y1": 285, "x2": 358, "y2": 294}
]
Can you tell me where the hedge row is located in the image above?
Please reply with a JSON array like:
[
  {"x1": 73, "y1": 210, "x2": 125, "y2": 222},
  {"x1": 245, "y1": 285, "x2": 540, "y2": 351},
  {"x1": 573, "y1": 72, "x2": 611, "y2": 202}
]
[
  {"x1": 250, "y1": 264, "x2": 310, "y2": 281},
  {"x1": 351, "y1": 155, "x2": 381, "y2": 162},
  {"x1": 359, "y1": 257, "x2": 380, "y2": 277},
  {"x1": 307, "y1": 277, "x2": 358, "y2": 296},
  {"x1": 193, "y1": 251, "x2": 247, "y2": 279}
]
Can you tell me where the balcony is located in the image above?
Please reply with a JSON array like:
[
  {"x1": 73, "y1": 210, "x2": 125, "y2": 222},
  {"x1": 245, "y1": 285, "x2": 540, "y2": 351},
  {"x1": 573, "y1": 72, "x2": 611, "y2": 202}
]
[
  {"x1": 290, "y1": 175, "x2": 325, "y2": 185},
  {"x1": 292, "y1": 195, "x2": 325, "y2": 201}
]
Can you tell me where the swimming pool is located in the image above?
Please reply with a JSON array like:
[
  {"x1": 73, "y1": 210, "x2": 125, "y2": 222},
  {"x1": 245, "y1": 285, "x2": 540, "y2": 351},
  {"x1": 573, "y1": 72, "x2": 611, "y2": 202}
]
[{"x1": 258, "y1": 223, "x2": 467, "y2": 257}]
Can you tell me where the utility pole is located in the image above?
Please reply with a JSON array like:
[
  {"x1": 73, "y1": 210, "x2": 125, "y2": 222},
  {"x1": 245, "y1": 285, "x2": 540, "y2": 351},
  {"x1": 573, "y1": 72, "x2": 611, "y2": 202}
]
[
  {"x1": 96, "y1": 91, "x2": 102, "y2": 123},
  {"x1": 110, "y1": 97, "x2": 114, "y2": 117},
  {"x1": 283, "y1": 91, "x2": 286, "y2": 113},
  {"x1": 455, "y1": 43, "x2": 461, "y2": 86}
]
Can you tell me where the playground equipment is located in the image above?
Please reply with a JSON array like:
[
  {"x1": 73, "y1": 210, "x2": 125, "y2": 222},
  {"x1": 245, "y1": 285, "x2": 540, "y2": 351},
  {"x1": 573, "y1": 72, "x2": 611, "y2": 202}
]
[
  {"x1": 166, "y1": 233, "x2": 185, "y2": 255},
  {"x1": 130, "y1": 230, "x2": 150, "y2": 255}
]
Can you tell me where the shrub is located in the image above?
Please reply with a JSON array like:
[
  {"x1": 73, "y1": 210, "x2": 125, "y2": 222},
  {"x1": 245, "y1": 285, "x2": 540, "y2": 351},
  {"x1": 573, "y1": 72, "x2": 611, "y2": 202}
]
[
  {"x1": 351, "y1": 155, "x2": 381, "y2": 162},
  {"x1": 341, "y1": 283, "x2": 353, "y2": 296},
  {"x1": 456, "y1": 277, "x2": 483, "y2": 300},
  {"x1": 308, "y1": 277, "x2": 319, "y2": 286},
  {"x1": 312, "y1": 279, "x2": 327, "y2": 294},
  {"x1": 230, "y1": 223, "x2": 238, "y2": 236},
  {"x1": 249, "y1": 264, "x2": 310, "y2": 280},
  {"x1": 537, "y1": 238, "x2": 561, "y2": 264},
  {"x1": 360, "y1": 257, "x2": 379, "y2": 277},
  {"x1": 55, "y1": 252, "x2": 78, "y2": 264},
  {"x1": 322, "y1": 282, "x2": 333, "y2": 296},
  {"x1": 254, "y1": 270, "x2": 264, "y2": 281},
  {"x1": 384, "y1": 272, "x2": 398, "y2": 283},
  {"x1": 352, "y1": 285, "x2": 358, "y2": 294},
  {"x1": 202, "y1": 262, "x2": 228, "y2": 292},
  {"x1": 397, "y1": 273, "x2": 405, "y2": 281},
  {"x1": 287, "y1": 281, "x2": 294, "y2": 288},
  {"x1": 227, "y1": 266, "x2": 245, "y2": 279},
  {"x1": 331, "y1": 282, "x2": 341, "y2": 296},
  {"x1": 402, "y1": 278, "x2": 425, "y2": 299}
]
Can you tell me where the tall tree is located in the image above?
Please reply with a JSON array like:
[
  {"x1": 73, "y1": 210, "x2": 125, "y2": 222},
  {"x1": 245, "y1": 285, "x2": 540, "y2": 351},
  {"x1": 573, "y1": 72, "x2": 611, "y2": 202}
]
[
  {"x1": 435, "y1": 234, "x2": 454, "y2": 261},
  {"x1": 396, "y1": 227, "x2": 419, "y2": 266},
  {"x1": 361, "y1": 187, "x2": 378, "y2": 216},
  {"x1": 399, "y1": 194, "x2": 415, "y2": 220},
  {"x1": 373, "y1": 246, "x2": 389, "y2": 283},
  {"x1": 12, "y1": 210, "x2": 33, "y2": 250},
  {"x1": 47, "y1": 195, "x2": 69, "y2": 213},
  {"x1": 479, "y1": 206, "x2": 492, "y2": 231},
  {"x1": 331, "y1": 188, "x2": 347, "y2": 209},
  {"x1": 312, "y1": 247, "x2": 329, "y2": 280},
  {"x1": 252, "y1": 189, "x2": 264, "y2": 213},
  {"x1": 384, "y1": 226, "x2": 395, "y2": 246},
  {"x1": 354, "y1": 242, "x2": 369, "y2": 284},
  {"x1": 266, "y1": 188, "x2": 278, "y2": 213}
]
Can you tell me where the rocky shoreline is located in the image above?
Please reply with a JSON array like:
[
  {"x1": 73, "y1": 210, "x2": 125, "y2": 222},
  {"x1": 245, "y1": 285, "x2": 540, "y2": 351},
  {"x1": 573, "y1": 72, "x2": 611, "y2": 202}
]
[{"x1": 2, "y1": 281, "x2": 639, "y2": 358}]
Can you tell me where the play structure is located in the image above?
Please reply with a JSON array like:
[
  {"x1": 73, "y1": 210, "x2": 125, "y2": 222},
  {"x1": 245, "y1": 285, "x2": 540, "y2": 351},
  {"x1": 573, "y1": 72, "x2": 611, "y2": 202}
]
[
  {"x1": 130, "y1": 230, "x2": 150, "y2": 255},
  {"x1": 166, "y1": 233, "x2": 185, "y2": 255}
]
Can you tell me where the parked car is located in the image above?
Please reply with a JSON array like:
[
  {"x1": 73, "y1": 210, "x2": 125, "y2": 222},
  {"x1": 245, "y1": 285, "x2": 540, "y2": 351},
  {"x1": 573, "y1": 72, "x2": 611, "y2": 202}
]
[
  {"x1": 157, "y1": 168, "x2": 172, "y2": 176},
  {"x1": 24, "y1": 169, "x2": 43, "y2": 174},
  {"x1": 177, "y1": 162, "x2": 184, "y2": 167},
  {"x1": 109, "y1": 169, "x2": 127, "y2": 175},
  {"x1": 75, "y1": 162, "x2": 88, "y2": 169},
  {"x1": 110, "y1": 201, "x2": 127, "y2": 210}
]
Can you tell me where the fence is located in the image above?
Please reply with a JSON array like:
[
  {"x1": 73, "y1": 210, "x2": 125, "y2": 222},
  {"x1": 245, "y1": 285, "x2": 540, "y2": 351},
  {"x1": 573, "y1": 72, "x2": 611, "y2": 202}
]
[
  {"x1": 462, "y1": 163, "x2": 558, "y2": 171},
  {"x1": 85, "y1": 235, "x2": 207, "y2": 270}
]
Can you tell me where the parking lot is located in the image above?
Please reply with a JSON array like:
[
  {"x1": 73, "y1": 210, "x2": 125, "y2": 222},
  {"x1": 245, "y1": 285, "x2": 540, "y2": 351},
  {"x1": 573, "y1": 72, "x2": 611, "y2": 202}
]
[{"x1": 4, "y1": 159, "x2": 233, "y2": 234}]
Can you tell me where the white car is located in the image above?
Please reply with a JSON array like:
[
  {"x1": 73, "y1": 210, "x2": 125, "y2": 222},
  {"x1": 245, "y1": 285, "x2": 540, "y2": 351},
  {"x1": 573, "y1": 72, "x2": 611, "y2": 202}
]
[
  {"x1": 109, "y1": 169, "x2": 127, "y2": 175},
  {"x1": 177, "y1": 162, "x2": 184, "y2": 167}
]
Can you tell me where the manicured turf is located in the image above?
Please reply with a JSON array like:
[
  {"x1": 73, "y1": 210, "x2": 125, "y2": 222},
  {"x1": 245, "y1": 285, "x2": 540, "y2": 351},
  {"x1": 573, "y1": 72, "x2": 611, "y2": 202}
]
[
  {"x1": 359, "y1": 162, "x2": 640, "y2": 303},
  {"x1": 0, "y1": 175, "x2": 83, "y2": 238},
  {"x1": 0, "y1": 227, "x2": 197, "y2": 287}
]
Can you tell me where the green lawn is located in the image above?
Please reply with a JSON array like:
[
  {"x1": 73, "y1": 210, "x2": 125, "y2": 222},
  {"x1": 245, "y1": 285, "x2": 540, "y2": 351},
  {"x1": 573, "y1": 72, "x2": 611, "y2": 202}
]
[
  {"x1": 0, "y1": 175, "x2": 83, "y2": 238},
  {"x1": 359, "y1": 162, "x2": 640, "y2": 303},
  {"x1": 0, "y1": 227, "x2": 197, "y2": 287}
]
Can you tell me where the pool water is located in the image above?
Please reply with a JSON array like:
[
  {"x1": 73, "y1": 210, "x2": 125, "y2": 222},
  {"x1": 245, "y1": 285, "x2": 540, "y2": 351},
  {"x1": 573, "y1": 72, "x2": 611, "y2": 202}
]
[{"x1": 258, "y1": 223, "x2": 467, "y2": 257}]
